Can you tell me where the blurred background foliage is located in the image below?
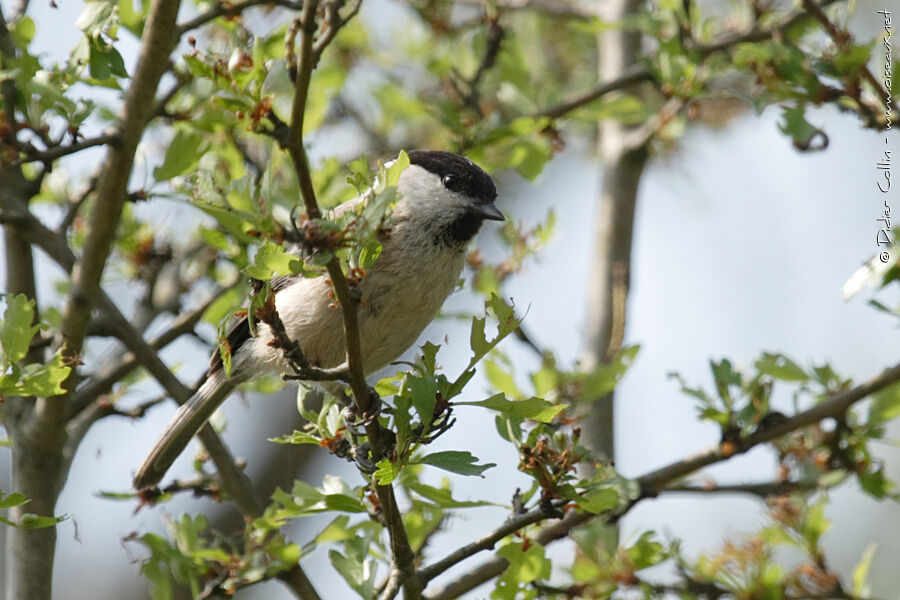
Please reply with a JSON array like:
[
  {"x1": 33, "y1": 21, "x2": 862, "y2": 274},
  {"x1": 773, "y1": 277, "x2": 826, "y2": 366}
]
[{"x1": 0, "y1": 0, "x2": 899, "y2": 598}]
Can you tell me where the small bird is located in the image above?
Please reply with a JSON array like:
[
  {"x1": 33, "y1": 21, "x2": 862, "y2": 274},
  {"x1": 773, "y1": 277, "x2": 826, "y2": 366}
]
[{"x1": 133, "y1": 150, "x2": 504, "y2": 489}]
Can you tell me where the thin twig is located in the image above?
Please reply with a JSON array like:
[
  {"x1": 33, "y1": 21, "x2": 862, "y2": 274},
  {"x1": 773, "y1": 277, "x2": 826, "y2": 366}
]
[
  {"x1": 663, "y1": 480, "x2": 819, "y2": 497},
  {"x1": 312, "y1": 0, "x2": 363, "y2": 62},
  {"x1": 54, "y1": 0, "x2": 182, "y2": 426},
  {"x1": 283, "y1": 1, "x2": 419, "y2": 597},
  {"x1": 177, "y1": 0, "x2": 303, "y2": 34},
  {"x1": 444, "y1": 0, "x2": 591, "y2": 19},
  {"x1": 69, "y1": 290, "x2": 225, "y2": 417},
  {"x1": 800, "y1": 0, "x2": 898, "y2": 116},
  {"x1": 535, "y1": 0, "x2": 846, "y2": 121},
  {"x1": 13, "y1": 134, "x2": 119, "y2": 166},
  {"x1": 419, "y1": 502, "x2": 563, "y2": 583}
]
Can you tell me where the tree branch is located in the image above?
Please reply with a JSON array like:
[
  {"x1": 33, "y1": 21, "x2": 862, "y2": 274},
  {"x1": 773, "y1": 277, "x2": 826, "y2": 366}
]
[
  {"x1": 800, "y1": 0, "x2": 897, "y2": 116},
  {"x1": 55, "y1": 0, "x2": 183, "y2": 427},
  {"x1": 419, "y1": 503, "x2": 562, "y2": 583},
  {"x1": 176, "y1": 0, "x2": 303, "y2": 34},
  {"x1": 282, "y1": 1, "x2": 418, "y2": 596},
  {"x1": 68, "y1": 290, "x2": 224, "y2": 418},
  {"x1": 663, "y1": 480, "x2": 820, "y2": 497},
  {"x1": 535, "y1": 0, "x2": 846, "y2": 121},
  {"x1": 446, "y1": 0, "x2": 592, "y2": 20},
  {"x1": 13, "y1": 134, "x2": 120, "y2": 166},
  {"x1": 425, "y1": 360, "x2": 900, "y2": 599}
]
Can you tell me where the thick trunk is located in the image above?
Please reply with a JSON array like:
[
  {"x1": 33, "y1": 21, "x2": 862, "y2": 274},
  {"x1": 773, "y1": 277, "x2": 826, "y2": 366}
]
[
  {"x1": 5, "y1": 432, "x2": 67, "y2": 600},
  {"x1": 581, "y1": 0, "x2": 649, "y2": 461}
]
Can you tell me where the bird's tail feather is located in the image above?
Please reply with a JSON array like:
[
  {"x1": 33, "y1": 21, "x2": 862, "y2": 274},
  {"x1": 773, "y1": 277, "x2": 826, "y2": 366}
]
[{"x1": 133, "y1": 370, "x2": 237, "y2": 490}]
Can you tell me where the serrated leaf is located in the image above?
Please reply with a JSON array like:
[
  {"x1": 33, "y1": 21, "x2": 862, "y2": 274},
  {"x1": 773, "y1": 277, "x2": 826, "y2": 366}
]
[
  {"x1": 16, "y1": 351, "x2": 71, "y2": 397},
  {"x1": 374, "y1": 459, "x2": 400, "y2": 485},
  {"x1": 417, "y1": 451, "x2": 496, "y2": 477},
  {"x1": 459, "y1": 394, "x2": 564, "y2": 424},
  {"x1": 0, "y1": 294, "x2": 39, "y2": 365},
  {"x1": 779, "y1": 105, "x2": 827, "y2": 152},
  {"x1": 244, "y1": 242, "x2": 299, "y2": 280}
]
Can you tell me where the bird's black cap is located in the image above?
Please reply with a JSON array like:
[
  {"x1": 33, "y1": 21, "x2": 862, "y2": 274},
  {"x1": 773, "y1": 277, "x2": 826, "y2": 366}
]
[{"x1": 408, "y1": 150, "x2": 497, "y2": 204}]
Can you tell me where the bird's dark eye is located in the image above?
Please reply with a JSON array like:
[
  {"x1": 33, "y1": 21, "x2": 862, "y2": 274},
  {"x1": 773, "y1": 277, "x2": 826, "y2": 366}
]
[{"x1": 442, "y1": 175, "x2": 459, "y2": 190}]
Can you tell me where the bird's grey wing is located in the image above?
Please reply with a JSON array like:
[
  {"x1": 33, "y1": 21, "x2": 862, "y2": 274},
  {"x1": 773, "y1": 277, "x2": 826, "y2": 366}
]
[{"x1": 207, "y1": 275, "x2": 302, "y2": 373}]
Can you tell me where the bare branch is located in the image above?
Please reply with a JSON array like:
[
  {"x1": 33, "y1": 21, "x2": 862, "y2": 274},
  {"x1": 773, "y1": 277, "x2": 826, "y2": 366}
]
[
  {"x1": 13, "y1": 134, "x2": 120, "y2": 166},
  {"x1": 663, "y1": 480, "x2": 819, "y2": 497},
  {"x1": 444, "y1": 0, "x2": 591, "y2": 20},
  {"x1": 419, "y1": 503, "x2": 563, "y2": 583},
  {"x1": 55, "y1": 0, "x2": 183, "y2": 426},
  {"x1": 69, "y1": 290, "x2": 224, "y2": 417},
  {"x1": 537, "y1": 63, "x2": 651, "y2": 120},
  {"x1": 177, "y1": 0, "x2": 303, "y2": 34},
  {"x1": 312, "y1": 0, "x2": 363, "y2": 62}
]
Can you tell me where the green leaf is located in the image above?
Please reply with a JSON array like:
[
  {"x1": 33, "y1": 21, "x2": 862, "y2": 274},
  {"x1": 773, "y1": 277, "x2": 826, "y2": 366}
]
[
  {"x1": 374, "y1": 459, "x2": 400, "y2": 485},
  {"x1": 322, "y1": 494, "x2": 367, "y2": 513},
  {"x1": 467, "y1": 295, "x2": 520, "y2": 370},
  {"x1": 15, "y1": 351, "x2": 71, "y2": 397},
  {"x1": 417, "y1": 451, "x2": 496, "y2": 477},
  {"x1": 852, "y1": 543, "x2": 877, "y2": 597},
  {"x1": 10, "y1": 16, "x2": 36, "y2": 48},
  {"x1": 496, "y1": 541, "x2": 551, "y2": 584},
  {"x1": 778, "y1": 105, "x2": 827, "y2": 152},
  {"x1": 244, "y1": 242, "x2": 300, "y2": 280},
  {"x1": 0, "y1": 491, "x2": 28, "y2": 509},
  {"x1": 868, "y1": 382, "x2": 900, "y2": 425},
  {"x1": 459, "y1": 394, "x2": 565, "y2": 424},
  {"x1": 573, "y1": 487, "x2": 618, "y2": 514},
  {"x1": 0, "y1": 294, "x2": 39, "y2": 365},
  {"x1": 578, "y1": 345, "x2": 640, "y2": 402},
  {"x1": 88, "y1": 39, "x2": 127, "y2": 80},
  {"x1": 484, "y1": 358, "x2": 522, "y2": 399},
  {"x1": 625, "y1": 531, "x2": 666, "y2": 570},
  {"x1": 154, "y1": 129, "x2": 207, "y2": 181},
  {"x1": 0, "y1": 512, "x2": 68, "y2": 529},
  {"x1": 329, "y1": 550, "x2": 375, "y2": 599},
  {"x1": 268, "y1": 430, "x2": 321, "y2": 445},
  {"x1": 315, "y1": 515, "x2": 353, "y2": 544},
  {"x1": 406, "y1": 481, "x2": 494, "y2": 508},
  {"x1": 383, "y1": 150, "x2": 410, "y2": 187},
  {"x1": 755, "y1": 352, "x2": 808, "y2": 382}
]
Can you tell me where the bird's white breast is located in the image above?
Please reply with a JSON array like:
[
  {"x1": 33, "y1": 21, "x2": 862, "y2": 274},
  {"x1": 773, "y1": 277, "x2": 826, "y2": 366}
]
[{"x1": 233, "y1": 232, "x2": 467, "y2": 379}]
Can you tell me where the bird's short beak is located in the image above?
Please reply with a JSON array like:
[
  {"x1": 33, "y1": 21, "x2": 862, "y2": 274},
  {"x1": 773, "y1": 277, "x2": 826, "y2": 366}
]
[{"x1": 473, "y1": 202, "x2": 505, "y2": 221}]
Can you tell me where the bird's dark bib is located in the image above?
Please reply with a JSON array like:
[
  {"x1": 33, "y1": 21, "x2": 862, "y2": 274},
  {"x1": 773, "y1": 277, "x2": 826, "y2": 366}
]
[{"x1": 434, "y1": 212, "x2": 484, "y2": 247}]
